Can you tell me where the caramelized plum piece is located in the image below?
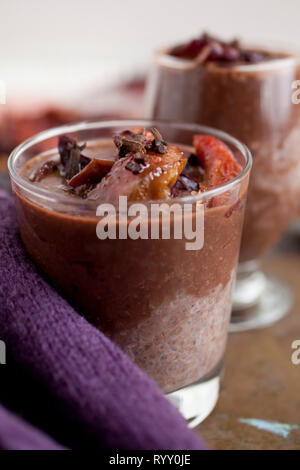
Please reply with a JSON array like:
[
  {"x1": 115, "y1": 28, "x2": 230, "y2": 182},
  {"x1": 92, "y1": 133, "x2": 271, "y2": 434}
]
[
  {"x1": 171, "y1": 174, "x2": 199, "y2": 197},
  {"x1": 29, "y1": 159, "x2": 58, "y2": 182},
  {"x1": 68, "y1": 158, "x2": 114, "y2": 188},
  {"x1": 88, "y1": 145, "x2": 187, "y2": 203},
  {"x1": 193, "y1": 134, "x2": 242, "y2": 189}
]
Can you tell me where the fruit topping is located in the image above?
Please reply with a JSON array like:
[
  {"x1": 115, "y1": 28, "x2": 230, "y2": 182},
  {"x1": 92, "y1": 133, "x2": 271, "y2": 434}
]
[
  {"x1": 29, "y1": 129, "x2": 242, "y2": 201},
  {"x1": 68, "y1": 158, "x2": 114, "y2": 188},
  {"x1": 170, "y1": 33, "x2": 267, "y2": 64},
  {"x1": 171, "y1": 174, "x2": 199, "y2": 197},
  {"x1": 88, "y1": 141, "x2": 186, "y2": 202},
  {"x1": 113, "y1": 127, "x2": 167, "y2": 159}
]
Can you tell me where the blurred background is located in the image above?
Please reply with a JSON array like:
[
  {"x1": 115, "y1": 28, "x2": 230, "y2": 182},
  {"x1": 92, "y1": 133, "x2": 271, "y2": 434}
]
[{"x1": 1, "y1": 0, "x2": 300, "y2": 101}]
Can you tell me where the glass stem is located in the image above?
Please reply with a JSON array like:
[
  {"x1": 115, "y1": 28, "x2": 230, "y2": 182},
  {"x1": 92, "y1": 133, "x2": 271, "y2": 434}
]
[{"x1": 232, "y1": 261, "x2": 266, "y2": 312}]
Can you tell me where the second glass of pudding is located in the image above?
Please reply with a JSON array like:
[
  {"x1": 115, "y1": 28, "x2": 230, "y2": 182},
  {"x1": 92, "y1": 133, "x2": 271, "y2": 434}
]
[
  {"x1": 146, "y1": 37, "x2": 300, "y2": 330},
  {"x1": 8, "y1": 120, "x2": 251, "y2": 426}
]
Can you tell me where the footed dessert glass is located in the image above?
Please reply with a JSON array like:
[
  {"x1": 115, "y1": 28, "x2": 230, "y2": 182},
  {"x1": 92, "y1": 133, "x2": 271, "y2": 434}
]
[
  {"x1": 146, "y1": 48, "x2": 300, "y2": 331},
  {"x1": 8, "y1": 120, "x2": 251, "y2": 426}
]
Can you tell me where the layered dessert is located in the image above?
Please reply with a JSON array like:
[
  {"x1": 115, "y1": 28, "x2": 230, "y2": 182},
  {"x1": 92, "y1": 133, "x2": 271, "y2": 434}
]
[
  {"x1": 11, "y1": 124, "x2": 250, "y2": 393},
  {"x1": 147, "y1": 33, "x2": 300, "y2": 262}
]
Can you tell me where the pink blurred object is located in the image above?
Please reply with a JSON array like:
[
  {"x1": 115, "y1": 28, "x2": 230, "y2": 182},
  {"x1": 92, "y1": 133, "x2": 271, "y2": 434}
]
[{"x1": 0, "y1": 77, "x2": 146, "y2": 155}]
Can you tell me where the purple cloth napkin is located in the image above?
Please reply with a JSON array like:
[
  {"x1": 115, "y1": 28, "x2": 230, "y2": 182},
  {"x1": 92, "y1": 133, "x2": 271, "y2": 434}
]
[
  {"x1": 0, "y1": 404, "x2": 65, "y2": 450},
  {"x1": 0, "y1": 190, "x2": 205, "y2": 450}
]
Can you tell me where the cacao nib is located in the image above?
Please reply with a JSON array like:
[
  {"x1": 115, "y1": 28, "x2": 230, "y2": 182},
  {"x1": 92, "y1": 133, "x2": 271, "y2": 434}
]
[
  {"x1": 58, "y1": 135, "x2": 90, "y2": 181},
  {"x1": 113, "y1": 130, "x2": 136, "y2": 150},
  {"x1": 150, "y1": 128, "x2": 167, "y2": 154},
  {"x1": 58, "y1": 135, "x2": 73, "y2": 167},
  {"x1": 119, "y1": 138, "x2": 146, "y2": 157},
  {"x1": 114, "y1": 130, "x2": 147, "y2": 158},
  {"x1": 134, "y1": 152, "x2": 148, "y2": 165},
  {"x1": 29, "y1": 159, "x2": 58, "y2": 182},
  {"x1": 125, "y1": 154, "x2": 150, "y2": 175},
  {"x1": 114, "y1": 127, "x2": 168, "y2": 158}
]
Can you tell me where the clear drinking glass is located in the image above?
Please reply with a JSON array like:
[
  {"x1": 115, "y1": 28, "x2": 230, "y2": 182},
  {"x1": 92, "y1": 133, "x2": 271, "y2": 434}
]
[
  {"x1": 146, "y1": 49, "x2": 300, "y2": 331},
  {"x1": 8, "y1": 119, "x2": 251, "y2": 426}
]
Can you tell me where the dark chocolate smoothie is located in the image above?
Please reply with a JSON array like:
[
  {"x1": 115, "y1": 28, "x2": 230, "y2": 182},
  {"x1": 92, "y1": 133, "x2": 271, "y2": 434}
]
[
  {"x1": 147, "y1": 35, "x2": 300, "y2": 262},
  {"x1": 10, "y1": 122, "x2": 251, "y2": 393}
]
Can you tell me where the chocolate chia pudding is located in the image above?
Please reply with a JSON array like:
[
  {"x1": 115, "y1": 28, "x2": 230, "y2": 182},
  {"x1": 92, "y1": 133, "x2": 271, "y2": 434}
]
[
  {"x1": 9, "y1": 121, "x2": 251, "y2": 394},
  {"x1": 147, "y1": 34, "x2": 300, "y2": 262}
]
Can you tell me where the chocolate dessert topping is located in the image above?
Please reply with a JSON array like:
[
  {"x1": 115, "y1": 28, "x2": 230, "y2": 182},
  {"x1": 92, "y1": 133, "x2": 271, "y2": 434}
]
[
  {"x1": 170, "y1": 33, "x2": 267, "y2": 64},
  {"x1": 125, "y1": 153, "x2": 150, "y2": 175},
  {"x1": 187, "y1": 153, "x2": 201, "y2": 167},
  {"x1": 171, "y1": 174, "x2": 199, "y2": 196},
  {"x1": 68, "y1": 158, "x2": 114, "y2": 188},
  {"x1": 114, "y1": 127, "x2": 168, "y2": 160},
  {"x1": 149, "y1": 127, "x2": 167, "y2": 154},
  {"x1": 125, "y1": 160, "x2": 143, "y2": 175},
  {"x1": 58, "y1": 135, "x2": 90, "y2": 181},
  {"x1": 114, "y1": 130, "x2": 147, "y2": 158},
  {"x1": 29, "y1": 130, "x2": 241, "y2": 200}
]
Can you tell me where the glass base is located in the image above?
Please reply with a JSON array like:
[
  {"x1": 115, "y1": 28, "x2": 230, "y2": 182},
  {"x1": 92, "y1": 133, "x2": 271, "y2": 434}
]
[
  {"x1": 166, "y1": 364, "x2": 221, "y2": 428},
  {"x1": 231, "y1": 267, "x2": 293, "y2": 332}
]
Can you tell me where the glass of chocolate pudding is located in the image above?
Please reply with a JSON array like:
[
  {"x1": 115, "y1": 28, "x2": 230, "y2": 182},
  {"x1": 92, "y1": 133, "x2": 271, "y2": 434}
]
[
  {"x1": 8, "y1": 119, "x2": 251, "y2": 426},
  {"x1": 146, "y1": 34, "x2": 300, "y2": 331}
]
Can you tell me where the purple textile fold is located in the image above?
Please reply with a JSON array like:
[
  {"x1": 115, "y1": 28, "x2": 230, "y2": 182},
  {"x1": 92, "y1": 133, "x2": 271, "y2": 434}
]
[
  {"x1": 0, "y1": 405, "x2": 65, "y2": 450},
  {"x1": 0, "y1": 191, "x2": 205, "y2": 450}
]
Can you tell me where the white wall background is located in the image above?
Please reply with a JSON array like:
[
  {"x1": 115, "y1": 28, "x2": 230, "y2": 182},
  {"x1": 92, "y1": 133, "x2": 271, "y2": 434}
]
[{"x1": 1, "y1": 0, "x2": 300, "y2": 101}]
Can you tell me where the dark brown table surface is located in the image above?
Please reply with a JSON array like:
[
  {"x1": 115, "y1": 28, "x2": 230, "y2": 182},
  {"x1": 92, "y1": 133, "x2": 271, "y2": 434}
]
[
  {"x1": 1, "y1": 156, "x2": 299, "y2": 450},
  {"x1": 197, "y1": 236, "x2": 300, "y2": 450}
]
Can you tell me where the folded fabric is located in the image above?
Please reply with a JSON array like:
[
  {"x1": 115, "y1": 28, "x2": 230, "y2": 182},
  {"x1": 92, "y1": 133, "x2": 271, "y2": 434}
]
[
  {"x1": 0, "y1": 404, "x2": 65, "y2": 450},
  {"x1": 0, "y1": 191, "x2": 205, "y2": 450}
]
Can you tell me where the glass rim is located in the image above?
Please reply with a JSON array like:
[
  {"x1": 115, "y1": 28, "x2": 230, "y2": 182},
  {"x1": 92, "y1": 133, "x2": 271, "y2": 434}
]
[{"x1": 8, "y1": 118, "x2": 252, "y2": 207}]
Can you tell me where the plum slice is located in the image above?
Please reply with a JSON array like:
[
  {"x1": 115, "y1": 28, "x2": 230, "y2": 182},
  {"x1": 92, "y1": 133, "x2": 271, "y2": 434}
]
[
  {"x1": 68, "y1": 158, "x2": 114, "y2": 188},
  {"x1": 193, "y1": 134, "x2": 242, "y2": 189},
  {"x1": 87, "y1": 144, "x2": 187, "y2": 203}
]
